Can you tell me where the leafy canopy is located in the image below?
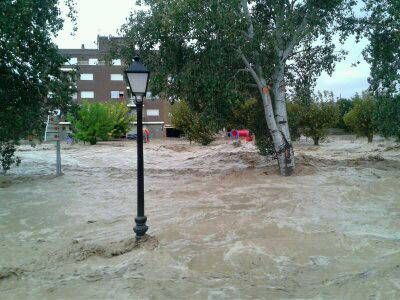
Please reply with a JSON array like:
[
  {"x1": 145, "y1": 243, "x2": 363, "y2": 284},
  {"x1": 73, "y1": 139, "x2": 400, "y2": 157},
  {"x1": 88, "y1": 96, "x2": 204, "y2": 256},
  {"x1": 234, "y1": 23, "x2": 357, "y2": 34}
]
[
  {"x1": 118, "y1": 0, "x2": 358, "y2": 162},
  {"x1": 0, "y1": 0, "x2": 76, "y2": 142},
  {"x1": 0, "y1": 0, "x2": 76, "y2": 172}
]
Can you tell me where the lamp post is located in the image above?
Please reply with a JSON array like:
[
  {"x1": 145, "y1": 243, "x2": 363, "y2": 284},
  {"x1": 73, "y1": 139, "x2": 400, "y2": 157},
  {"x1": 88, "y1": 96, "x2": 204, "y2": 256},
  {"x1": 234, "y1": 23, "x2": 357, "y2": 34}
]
[{"x1": 125, "y1": 55, "x2": 150, "y2": 239}]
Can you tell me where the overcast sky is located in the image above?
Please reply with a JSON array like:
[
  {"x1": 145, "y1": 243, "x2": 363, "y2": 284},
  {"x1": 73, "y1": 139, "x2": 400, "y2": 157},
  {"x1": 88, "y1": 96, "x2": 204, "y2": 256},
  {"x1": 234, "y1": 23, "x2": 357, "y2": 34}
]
[{"x1": 55, "y1": 0, "x2": 370, "y2": 99}]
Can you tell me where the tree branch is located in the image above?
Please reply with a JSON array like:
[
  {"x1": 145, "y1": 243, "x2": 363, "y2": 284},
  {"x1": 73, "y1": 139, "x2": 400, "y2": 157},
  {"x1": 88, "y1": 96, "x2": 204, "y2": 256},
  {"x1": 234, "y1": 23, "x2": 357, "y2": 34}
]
[
  {"x1": 280, "y1": 12, "x2": 309, "y2": 61},
  {"x1": 240, "y1": 0, "x2": 265, "y2": 85},
  {"x1": 241, "y1": 0, "x2": 254, "y2": 40},
  {"x1": 239, "y1": 50, "x2": 263, "y2": 92}
]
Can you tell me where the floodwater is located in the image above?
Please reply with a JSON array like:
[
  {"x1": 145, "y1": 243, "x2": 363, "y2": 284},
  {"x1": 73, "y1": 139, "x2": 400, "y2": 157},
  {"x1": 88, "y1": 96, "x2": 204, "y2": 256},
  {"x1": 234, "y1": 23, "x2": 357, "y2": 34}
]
[{"x1": 0, "y1": 136, "x2": 399, "y2": 299}]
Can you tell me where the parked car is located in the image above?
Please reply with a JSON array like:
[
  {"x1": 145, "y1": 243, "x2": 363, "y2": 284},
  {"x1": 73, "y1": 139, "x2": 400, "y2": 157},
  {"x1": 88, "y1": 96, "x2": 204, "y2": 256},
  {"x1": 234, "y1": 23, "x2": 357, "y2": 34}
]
[{"x1": 126, "y1": 133, "x2": 137, "y2": 140}]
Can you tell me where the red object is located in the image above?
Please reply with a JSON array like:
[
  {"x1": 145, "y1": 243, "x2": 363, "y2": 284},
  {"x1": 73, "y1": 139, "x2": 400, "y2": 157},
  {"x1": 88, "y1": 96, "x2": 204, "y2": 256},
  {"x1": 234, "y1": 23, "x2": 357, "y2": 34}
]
[
  {"x1": 245, "y1": 136, "x2": 253, "y2": 142},
  {"x1": 237, "y1": 129, "x2": 250, "y2": 137},
  {"x1": 231, "y1": 129, "x2": 238, "y2": 138},
  {"x1": 143, "y1": 128, "x2": 150, "y2": 143}
]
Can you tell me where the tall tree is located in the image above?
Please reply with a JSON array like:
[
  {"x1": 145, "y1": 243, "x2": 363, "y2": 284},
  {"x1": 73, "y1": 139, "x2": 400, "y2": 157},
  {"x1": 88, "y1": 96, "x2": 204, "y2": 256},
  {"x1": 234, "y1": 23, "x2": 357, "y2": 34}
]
[
  {"x1": 119, "y1": 0, "x2": 356, "y2": 176},
  {"x1": 238, "y1": 0, "x2": 354, "y2": 175},
  {"x1": 362, "y1": 0, "x2": 400, "y2": 140},
  {"x1": 362, "y1": 0, "x2": 400, "y2": 95},
  {"x1": 0, "y1": 0, "x2": 76, "y2": 172}
]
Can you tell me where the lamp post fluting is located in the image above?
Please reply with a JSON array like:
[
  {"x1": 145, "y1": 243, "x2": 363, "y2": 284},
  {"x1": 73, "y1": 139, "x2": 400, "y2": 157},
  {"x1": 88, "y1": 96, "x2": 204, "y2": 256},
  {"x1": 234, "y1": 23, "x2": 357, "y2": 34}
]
[{"x1": 125, "y1": 55, "x2": 150, "y2": 239}]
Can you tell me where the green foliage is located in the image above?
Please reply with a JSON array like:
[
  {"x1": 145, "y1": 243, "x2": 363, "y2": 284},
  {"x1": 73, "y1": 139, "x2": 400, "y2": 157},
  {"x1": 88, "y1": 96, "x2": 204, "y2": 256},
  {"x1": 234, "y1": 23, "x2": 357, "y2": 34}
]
[
  {"x1": 227, "y1": 98, "x2": 274, "y2": 156},
  {"x1": 170, "y1": 101, "x2": 215, "y2": 145},
  {"x1": 69, "y1": 102, "x2": 114, "y2": 145},
  {"x1": 0, "y1": 0, "x2": 76, "y2": 166},
  {"x1": 118, "y1": 0, "x2": 357, "y2": 144},
  {"x1": 301, "y1": 92, "x2": 339, "y2": 145},
  {"x1": 374, "y1": 95, "x2": 400, "y2": 141},
  {"x1": 170, "y1": 101, "x2": 193, "y2": 139},
  {"x1": 0, "y1": 142, "x2": 21, "y2": 174},
  {"x1": 106, "y1": 102, "x2": 135, "y2": 138},
  {"x1": 190, "y1": 118, "x2": 215, "y2": 146},
  {"x1": 286, "y1": 101, "x2": 304, "y2": 141},
  {"x1": 362, "y1": 0, "x2": 400, "y2": 95},
  {"x1": 344, "y1": 93, "x2": 376, "y2": 142},
  {"x1": 69, "y1": 101, "x2": 134, "y2": 145},
  {"x1": 336, "y1": 98, "x2": 354, "y2": 131}
]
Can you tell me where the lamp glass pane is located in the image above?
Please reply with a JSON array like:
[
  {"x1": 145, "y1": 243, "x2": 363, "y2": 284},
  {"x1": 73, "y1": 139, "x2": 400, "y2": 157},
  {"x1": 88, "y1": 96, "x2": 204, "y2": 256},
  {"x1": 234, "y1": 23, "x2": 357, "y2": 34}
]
[{"x1": 127, "y1": 72, "x2": 148, "y2": 94}]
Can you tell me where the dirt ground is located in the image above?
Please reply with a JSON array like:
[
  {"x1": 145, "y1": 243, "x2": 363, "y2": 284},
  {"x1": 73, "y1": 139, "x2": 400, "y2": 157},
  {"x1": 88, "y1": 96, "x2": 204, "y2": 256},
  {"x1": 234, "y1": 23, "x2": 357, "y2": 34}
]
[{"x1": 0, "y1": 135, "x2": 399, "y2": 299}]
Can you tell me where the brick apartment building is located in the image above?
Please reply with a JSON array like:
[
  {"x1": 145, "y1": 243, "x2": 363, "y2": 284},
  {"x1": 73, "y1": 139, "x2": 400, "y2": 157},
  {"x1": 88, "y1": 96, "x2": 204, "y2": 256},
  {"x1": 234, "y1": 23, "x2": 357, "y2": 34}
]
[{"x1": 59, "y1": 36, "x2": 171, "y2": 138}]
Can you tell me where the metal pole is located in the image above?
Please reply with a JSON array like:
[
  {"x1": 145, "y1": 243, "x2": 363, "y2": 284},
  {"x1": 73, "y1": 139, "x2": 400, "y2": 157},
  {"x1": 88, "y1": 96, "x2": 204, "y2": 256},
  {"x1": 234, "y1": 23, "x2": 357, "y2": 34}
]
[
  {"x1": 56, "y1": 139, "x2": 61, "y2": 176},
  {"x1": 134, "y1": 95, "x2": 148, "y2": 239}
]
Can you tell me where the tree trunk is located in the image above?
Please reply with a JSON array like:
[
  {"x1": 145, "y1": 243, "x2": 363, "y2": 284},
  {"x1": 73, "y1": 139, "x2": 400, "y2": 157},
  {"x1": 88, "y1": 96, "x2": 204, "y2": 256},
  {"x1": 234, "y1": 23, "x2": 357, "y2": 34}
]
[
  {"x1": 313, "y1": 137, "x2": 319, "y2": 145},
  {"x1": 260, "y1": 87, "x2": 294, "y2": 176},
  {"x1": 271, "y1": 64, "x2": 295, "y2": 175},
  {"x1": 367, "y1": 134, "x2": 373, "y2": 143}
]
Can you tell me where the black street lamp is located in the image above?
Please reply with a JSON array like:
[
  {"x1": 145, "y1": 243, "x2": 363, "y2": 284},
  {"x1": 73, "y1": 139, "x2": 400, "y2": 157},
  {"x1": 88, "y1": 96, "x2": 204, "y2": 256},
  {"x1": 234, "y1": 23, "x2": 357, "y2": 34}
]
[{"x1": 125, "y1": 55, "x2": 150, "y2": 239}]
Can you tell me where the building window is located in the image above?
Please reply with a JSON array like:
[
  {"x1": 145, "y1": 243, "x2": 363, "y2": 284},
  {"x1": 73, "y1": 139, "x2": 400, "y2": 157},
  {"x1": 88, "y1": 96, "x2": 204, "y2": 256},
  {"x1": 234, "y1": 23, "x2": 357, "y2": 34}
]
[
  {"x1": 88, "y1": 58, "x2": 98, "y2": 65},
  {"x1": 111, "y1": 91, "x2": 124, "y2": 99},
  {"x1": 81, "y1": 91, "x2": 94, "y2": 99},
  {"x1": 110, "y1": 74, "x2": 123, "y2": 81},
  {"x1": 72, "y1": 93, "x2": 77, "y2": 100},
  {"x1": 146, "y1": 109, "x2": 159, "y2": 117},
  {"x1": 146, "y1": 91, "x2": 152, "y2": 99},
  {"x1": 80, "y1": 73, "x2": 93, "y2": 80},
  {"x1": 68, "y1": 57, "x2": 77, "y2": 65},
  {"x1": 112, "y1": 59, "x2": 121, "y2": 66}
]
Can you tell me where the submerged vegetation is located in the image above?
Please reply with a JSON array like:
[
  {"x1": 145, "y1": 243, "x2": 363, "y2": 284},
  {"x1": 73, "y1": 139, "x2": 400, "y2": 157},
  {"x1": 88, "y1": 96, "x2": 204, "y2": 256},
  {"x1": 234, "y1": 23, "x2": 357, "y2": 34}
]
[{"x1": 68, "y1": 102, "x2": 134, "y2": 145}]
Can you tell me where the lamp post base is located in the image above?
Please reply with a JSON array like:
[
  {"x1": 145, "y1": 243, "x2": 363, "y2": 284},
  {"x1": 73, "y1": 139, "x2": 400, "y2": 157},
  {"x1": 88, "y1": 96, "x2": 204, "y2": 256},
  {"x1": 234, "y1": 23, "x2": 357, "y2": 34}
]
[{"x1": 134, "y1": 216, "x2": 148, "y2": 239}]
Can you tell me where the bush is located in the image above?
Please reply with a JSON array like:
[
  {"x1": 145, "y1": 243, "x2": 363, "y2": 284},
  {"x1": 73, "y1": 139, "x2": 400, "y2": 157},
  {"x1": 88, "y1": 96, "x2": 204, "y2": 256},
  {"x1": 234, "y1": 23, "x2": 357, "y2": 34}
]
[
  {"x1": 0, "y1": 142, "x2": 21, "y2": 174},
  {"x1": 69, "y1": 101, "x2": 135, "y2": 144},
  {"x1": 344, "y1": 93, "x2": 376, "y2": 142},
  {"x1": 170, "y1": 101, "x2": 215, "y2": 145},
  {"x1": 286, "y1": 101, "x2": 303, "y2": 141},
  {"x1": 301, "y1": 100, "x2": 338, "y2": 145},
  {"x1": 336, "y1": 98, "x2": 354, "y2": 131},
  {"x1": 69, "y1": 102, "x2": 114, "y2": 145},
  {"x1": 106, "y1": 102, "x2": 135, "y2": 138},
  {"x1": 374, "y1": 95, "x2": 400, "y2": 141}
]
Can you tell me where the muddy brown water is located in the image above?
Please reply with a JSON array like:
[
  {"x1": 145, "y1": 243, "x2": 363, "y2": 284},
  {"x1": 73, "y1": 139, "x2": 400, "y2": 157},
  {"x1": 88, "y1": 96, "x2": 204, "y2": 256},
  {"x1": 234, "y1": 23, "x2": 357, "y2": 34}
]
[{"x1": 0, "y1": 136, "x2": 400, "y2": 299}]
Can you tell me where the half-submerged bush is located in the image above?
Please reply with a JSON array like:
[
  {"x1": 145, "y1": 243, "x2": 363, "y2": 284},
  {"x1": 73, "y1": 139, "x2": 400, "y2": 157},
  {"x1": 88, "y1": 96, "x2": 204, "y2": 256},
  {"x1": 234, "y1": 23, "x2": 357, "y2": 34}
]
[
  {"x1": 0, "y1": 142, "x2": 21, "y2": 174},
  {"x1": 69, "y1": 101, "x2": 134, "y2": 145},
  {"x1": 170, "y1": 101, "x2": 215, "y2": 145},
  {"x1": 344, "y1": 93, "x2": 376, "y2": 142},
  {"x1": 301, "y1": 100, "x2": 339, "y2": 145},
  {"x1": 106, "y1": 102, "x2": 135, "y2": 138}
]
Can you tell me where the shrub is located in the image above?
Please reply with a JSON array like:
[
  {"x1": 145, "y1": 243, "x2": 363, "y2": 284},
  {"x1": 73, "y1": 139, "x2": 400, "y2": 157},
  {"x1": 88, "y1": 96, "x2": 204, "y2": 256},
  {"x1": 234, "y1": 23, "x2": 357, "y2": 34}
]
[
  {"x1": 0, "y1": 142, "x2": 21, "y2": 174},
  {"x1": 336, "y1": 98, "x2": 354, "y2": 131},
  {"x1": 106, "y1": 102, "x2": 135, "y2": 138},
  {"x1": 374, "y1": 95, "x2": 400, "y2": 141},
  {"x1": 286, "y1": 101, "x2": 304, "y2": 141},
  {"x1": 170, "y1": 101, "x2": 215, "y2": 145},
  {"x1": 69, "y1": 102, "x2": 114, "y2": 145},
  {"x1": 344, "y1": 93, "x2": 376, "y2": 142},
  {"x1": 302, "y1": 100, "x2": 338, "y2": 145},
  {"x1": 170, "y1": 101, "x2": 193, "y2": 141}
]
